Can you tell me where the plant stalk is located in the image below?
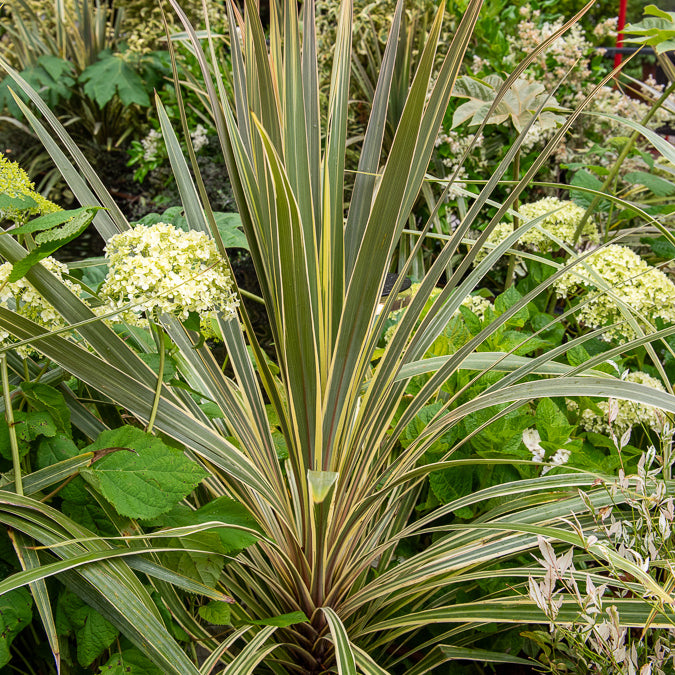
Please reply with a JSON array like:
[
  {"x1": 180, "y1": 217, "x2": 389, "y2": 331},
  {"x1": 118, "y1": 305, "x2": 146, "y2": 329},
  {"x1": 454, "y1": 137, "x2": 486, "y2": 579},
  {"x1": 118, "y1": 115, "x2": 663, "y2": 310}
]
[
  {"x1": 504, "y1": 148, "x2": 521, "y2": 290},
  {"x1": 573, "y1": 78, "x2": 675, "y2": 244},
  {"x1": 1, "y1": 354, "x2": 23, "y2": 495},
  {"x1": 146, "y1": 319, "x2": 165, "y2": 435}
]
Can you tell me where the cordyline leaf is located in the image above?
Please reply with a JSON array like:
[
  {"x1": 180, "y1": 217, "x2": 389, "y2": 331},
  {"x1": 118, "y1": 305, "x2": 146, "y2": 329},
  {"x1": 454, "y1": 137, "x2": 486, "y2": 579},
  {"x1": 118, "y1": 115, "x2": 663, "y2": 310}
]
[{"x1": 322, "y1": 608, "x2": 357, "y2": 675}]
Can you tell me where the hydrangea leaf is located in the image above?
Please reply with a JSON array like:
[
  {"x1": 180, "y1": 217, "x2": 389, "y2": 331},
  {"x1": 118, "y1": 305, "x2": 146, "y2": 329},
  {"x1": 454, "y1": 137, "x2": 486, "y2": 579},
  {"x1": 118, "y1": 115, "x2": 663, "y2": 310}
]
[
  {"x1": 143, "y1": 498, "x2": 260, "y2": 555},
  {"x1": 213, "y1": 212, "x2": 249, "y2": 250},
  {"x1": 642, "y1": 234, "x2": 675, "y2": 261},
  {"x1": 624, "y1": 170, "x2": 675, "y2": 197},
  {"x1": 0, "y1": 193, "x2": 37, "y2": 213},
  {"x1": 98, "y1": 649, "x2": 165, "y2": 674},
  {"x1": 249, "y1": 611, "x2": 308, "y2": 627},
  {"x1": 0, "y1": 411, "x2": 57, "y2": 460},
  {"x1": 570, "y1": 169, "x2": 608, "y2": 210},
  {"x1": 494, "y1": 286, "x2": 528, "y2": 328},
  {"x1": 80, "y1": 427, "x2": 208, "y2": 519},
  {"x1": 0, "y1": 588, "x2": 32, "y2": 667},
  {"x1": 8, "y1": 207, "x2": 101, "y2": 282},
  {"x1": 62, "y1": 500, "x2": 119, "y2": 537},
  {"x1": 428, "y1": 458, "x2": 474, "y2": 518},
  {"x1": 37, "y1": 433, "x2": 80, "y2": 469},
  {"x1": 198, "y1": 600, "x2": 232, "y2": 625},
  {"x1": 79, "y1": 52, "x2": 150, "y2": 107},
  {"x1": 56, "y1": 590, "x2": 118, "y2": 667},
  {"x1": 7, "y1": 206, "x2": 93, "y2": 236},
  {"x1": 21, "y1": 381, "x2": 71, "y2": 434}
]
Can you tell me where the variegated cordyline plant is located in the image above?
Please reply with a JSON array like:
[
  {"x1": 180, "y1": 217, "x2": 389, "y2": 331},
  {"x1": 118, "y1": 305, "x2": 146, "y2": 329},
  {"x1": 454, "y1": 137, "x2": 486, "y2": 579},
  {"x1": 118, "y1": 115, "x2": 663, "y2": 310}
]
[{"x1": 0, "y1": 0, "x2": 675, "y2": 673}]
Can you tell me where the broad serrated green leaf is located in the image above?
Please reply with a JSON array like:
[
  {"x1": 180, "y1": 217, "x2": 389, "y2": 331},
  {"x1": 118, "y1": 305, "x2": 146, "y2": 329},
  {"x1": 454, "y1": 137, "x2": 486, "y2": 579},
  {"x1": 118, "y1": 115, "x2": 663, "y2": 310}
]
[
  {"x1": 56, "y1": 590, "x2": 118, "y2": 667},
  {"x1": 36, "y1": 434, "x2": 80, "y2": 469},
  {"x1": 624, "y1": 170, "x2": 675, "y2": 196},
  {"x1": 0, "y1": 588, "x2": 32, "y2": 667},
  {"x1": 98, "y1": 649, "x2": 165, "y2": 675},
  {"x1": 80, "y1": 427, "x2": 207, "y2": 519},
  {"x1": 0, "y1": 411, "x2": 57, "y2": 459},
  {"x1": 6, "y1": 206, "x2": 94, "y2": 236},
  {"x1": 21, "y1": 381, "x2": 71, "y2": 434},
  {"x1": 8, "y1": 207, "x2": 100, "y2": 282},
  {"x1": 161, "y1": 532, "x2": 225, "y2": 589},
  {"x1": 143, "y1": 498, "x2": 260, "y2": 554},
  {"x1": 249, "y1": 611, "x2": 308, "y2": 627},
  {"x1": 79, "y1": 52, "x2": 150, "y2": 107},
  {"x1": 0, "y1": 193, "x2": 37, "y2": 212},
  {"x1": 643, "y1": 234, "x2": 675, "y2": 261},
  {"x1": 198, "y1": 600, "x2": 232, "y2": 625},
  {"x1": 213, "y1": 212, "x2": 249, "y2": 249}
]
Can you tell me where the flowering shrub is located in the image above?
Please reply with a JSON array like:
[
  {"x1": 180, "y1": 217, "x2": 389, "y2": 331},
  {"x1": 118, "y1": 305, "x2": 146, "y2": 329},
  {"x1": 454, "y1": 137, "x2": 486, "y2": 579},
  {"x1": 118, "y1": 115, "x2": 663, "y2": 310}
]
[
  {"x1": 475, "y1": 197, "x2": 599, "y2": 264},
  {"x1": 0, "y1": 153, "x2": 60, "y2": 220},
  {"x1": 99, "y1": 222, "x2": 238, "y2": 330},
  {"x1": 569, "y1": 371, "x2": 668, "y2": 436},
  {"x1": 555, "y1": 245, "x2": 675, "y2": 343},
  {"x1": 528, "y1": 438, "x2": 675, "y2": 674},
  {"x1": 0, "y1": 256, "x2": 79, "y2": 356}
]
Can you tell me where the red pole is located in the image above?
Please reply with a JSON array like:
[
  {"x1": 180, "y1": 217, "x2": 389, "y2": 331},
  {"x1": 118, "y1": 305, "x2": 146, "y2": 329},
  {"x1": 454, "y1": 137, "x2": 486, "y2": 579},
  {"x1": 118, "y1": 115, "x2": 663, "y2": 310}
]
[{"x1": 614, "y1": 0, "x2": 628, "y2": 69}]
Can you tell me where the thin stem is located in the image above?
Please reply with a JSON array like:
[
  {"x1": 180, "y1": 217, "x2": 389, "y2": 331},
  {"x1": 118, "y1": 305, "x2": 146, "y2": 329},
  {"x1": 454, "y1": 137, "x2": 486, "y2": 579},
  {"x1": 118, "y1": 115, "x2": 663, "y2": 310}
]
[
  {"x1": 1, "y1": 355, "x2": 23, "y2": 495},
  {"x1": 146, "y1": 319, "x2": 165, "y2": 435},
  {"x1": 40, "y1": 473, "x2": 76, "y2": 503},
  {"x1": 504, "y1": 148, "x2": 521, "y2": 290},
  {"x1": 573, "y1": 78, "x2": 675, "y2": 244}
]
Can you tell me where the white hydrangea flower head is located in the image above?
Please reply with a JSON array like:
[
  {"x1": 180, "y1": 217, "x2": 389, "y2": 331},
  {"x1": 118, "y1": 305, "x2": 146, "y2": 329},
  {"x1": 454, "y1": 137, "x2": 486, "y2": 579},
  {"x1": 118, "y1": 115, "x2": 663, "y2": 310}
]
[
  {"x1": 476, "y1": 197, "x2": 599, "y2": 263},
  {"x1": 554, "y1": 245, "x2": 675, "y2": 343},
  {"x1": 456, "y1": 294, "x2": 493, "y2": 322},
  {"x1": 99, "y1": 222, "x2": 238, "y2": 330},
  {"x1": 569, "y1": 371, "x2": 667, "y2": 436},
  {"x1": 0, "y1": 256, "x2": 80, "y2": 357}
]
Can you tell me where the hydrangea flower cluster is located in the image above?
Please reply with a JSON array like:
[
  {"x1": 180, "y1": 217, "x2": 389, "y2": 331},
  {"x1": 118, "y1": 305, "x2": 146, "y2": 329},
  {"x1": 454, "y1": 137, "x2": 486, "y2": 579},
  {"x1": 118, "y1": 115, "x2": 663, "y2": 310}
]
[
  {"x1": 0, "y1": 153, "x2": 60, "y2": 220},
  {"x1": 568, "y1": 371, "x2": 667, "y2": 436},
  {"x1": 457, "y1": 294, "x2": 493, "y2": 322},
  {"x1": 99, "y1": 222, "x2": 238, "y2": 329},
  {"x1": 554, "y1": 245, "x2": 675, "y2": 343},
  {"x1": 476, "y1": 197, "x2": 599, "y2": 262},
  {"x1": 0, "y1": 257, "x2": 80, "y2": 356}
]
